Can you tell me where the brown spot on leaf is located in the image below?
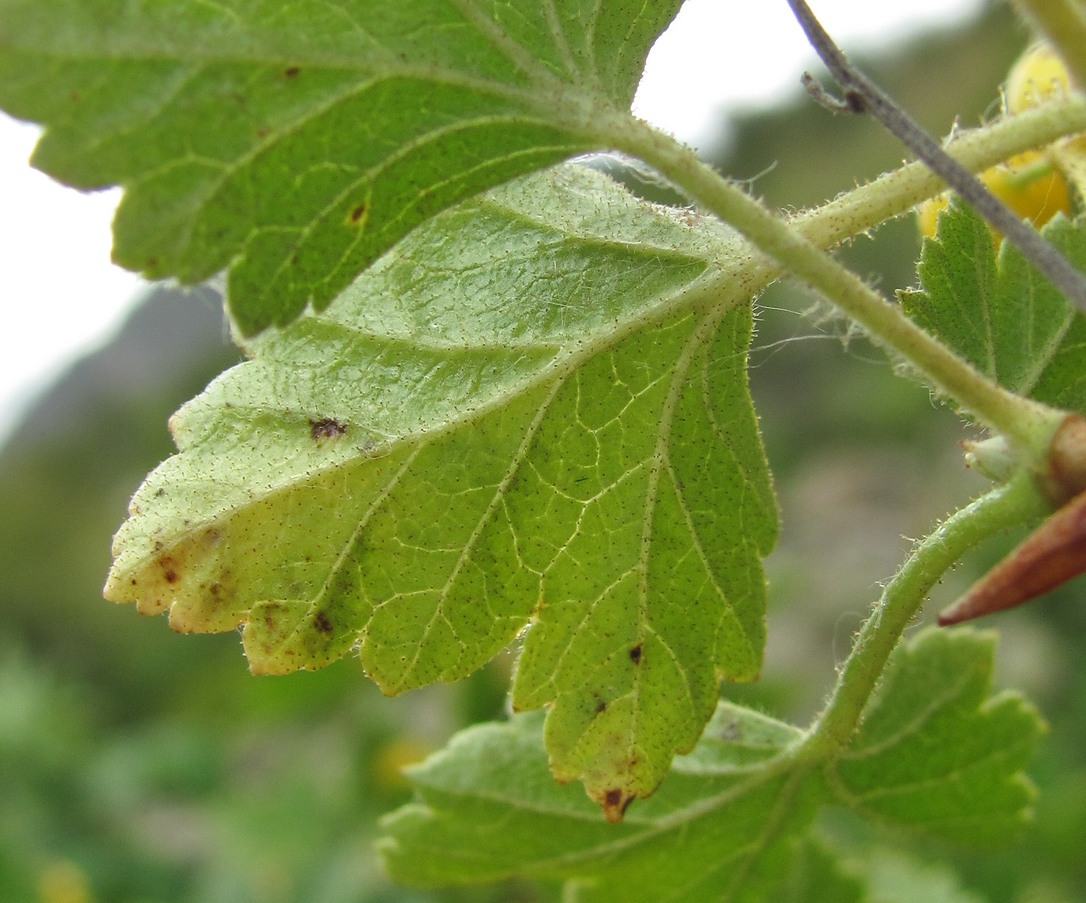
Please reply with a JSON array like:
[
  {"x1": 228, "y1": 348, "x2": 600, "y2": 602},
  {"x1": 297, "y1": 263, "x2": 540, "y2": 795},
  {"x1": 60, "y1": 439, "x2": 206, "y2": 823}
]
[
  {"x1": 602, "y1": 789, "x2": 634, "y2": 822},
  {"x1": 347, "y1": 202, "x2": 367, "y2": 225},
  {"x1": 284, "y1": 65, "x2": 301, "y2": 77},
  {"x1": 158, "y1": 556, "x2": 180, "y2": 584},
  {"x1": 628, "y1": 643, "x2": 643, "y2": 664},
  {"x1": 309, "y1": 417, "x2": 347, "y2": 441},
  {"x1": 595, "y1": 698, "x2": 607, "y2": 714},
  {"x1": 314, "y1": 611, "x2": 333, "y2": 634}
]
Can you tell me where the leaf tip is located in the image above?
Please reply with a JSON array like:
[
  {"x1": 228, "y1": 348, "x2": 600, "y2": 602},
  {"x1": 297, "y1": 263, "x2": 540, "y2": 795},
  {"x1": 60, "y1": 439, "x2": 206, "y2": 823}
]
[{"x1": 597, "y1": 787, "x2": 636, "y2": 823}]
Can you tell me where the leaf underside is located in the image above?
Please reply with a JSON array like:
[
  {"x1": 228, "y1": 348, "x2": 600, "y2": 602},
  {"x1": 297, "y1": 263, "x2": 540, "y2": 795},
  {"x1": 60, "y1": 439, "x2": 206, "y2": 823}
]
[
  {"x1": 829, "y1": 629, "x2": 1042, "y2": 845},
  {"x1": 104, "y1": 164, "x2": 778, "y2": 812},
  {"x1": 901, "y1": 202, "x2": 1086, "y2": 414},
  {"x1": 0, "y1": 0, "x2": 683, "y2": 334},
  {"x1": 380, "y1": 628, "x2": 1043, "y2": 901}
]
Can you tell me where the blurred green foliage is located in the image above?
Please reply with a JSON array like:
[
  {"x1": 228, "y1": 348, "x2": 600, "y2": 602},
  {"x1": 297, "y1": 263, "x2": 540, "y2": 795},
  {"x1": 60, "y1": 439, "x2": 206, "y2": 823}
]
[{"x1": 2, "y1": 5, "x2": 1085, "y2": 901}]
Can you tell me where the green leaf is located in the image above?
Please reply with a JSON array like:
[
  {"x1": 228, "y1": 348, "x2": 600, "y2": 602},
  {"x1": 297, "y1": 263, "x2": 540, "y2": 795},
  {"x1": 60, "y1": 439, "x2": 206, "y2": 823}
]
[
  {"x1": 104, "y1": 164, "x2": 778, "y2": 809},
  {"x1": 1053, "y1": 136, "x2": 1086, "y2": 207},
  {"x1": 900, "y1": 201, "x2": 1086, "y2": 413},
  {"x1": 378, "y1": 704, "x2": 819, "y2": 902},
  {"x1": 853, "y1": 849, "x2": 986, "y2": 903},
  {"x1": 381, "y1": 628, "x2": 1042, "y2": 899},
  {"x1": 829, "y1": 628, "x2": 1045, "y2": 845},
  {"x1": 0, "y1": 0, "x2": 682, "y2": 334},
  {"x1": 777, "y1": 841, "x2": 866, "y2": 903}
]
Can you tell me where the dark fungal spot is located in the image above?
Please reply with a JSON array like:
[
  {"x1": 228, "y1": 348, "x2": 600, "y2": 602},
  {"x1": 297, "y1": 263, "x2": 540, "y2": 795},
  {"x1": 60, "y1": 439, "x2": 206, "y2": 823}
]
[
  {"x1": 628, "y1": 643, "x2": 643, "y2": 664},
  {"x1": 309, "y1": 417, "x2": 347, "y2": 441},
  {"x1": 283, "y1": 65, "x2": 301, "y2": 77},
  {"x1": 595, "y1": 698, "x2": 607, "y2": 714},
  {"x1": 158, "y1": 556, "x2": 180, "y2": 584},
  {"x1": 347, "y1": 202, "x2": 367, "y2": 224},
  {"x1": 314, "y1": 611, "x2": 333, "y2": 634},
  {"x1": 601, "y1": 789, "x2": 635, "y2": 822}
]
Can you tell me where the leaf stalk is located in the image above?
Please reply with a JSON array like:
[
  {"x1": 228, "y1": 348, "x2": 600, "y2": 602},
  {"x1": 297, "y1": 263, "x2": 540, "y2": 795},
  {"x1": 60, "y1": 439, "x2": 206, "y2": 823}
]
[
  {"x1": 611, "y1": 118, "x2": 1062, "y2": 455},
  {"x1": 800, "y1": 472, "x2": 1049, "y2": 758}
]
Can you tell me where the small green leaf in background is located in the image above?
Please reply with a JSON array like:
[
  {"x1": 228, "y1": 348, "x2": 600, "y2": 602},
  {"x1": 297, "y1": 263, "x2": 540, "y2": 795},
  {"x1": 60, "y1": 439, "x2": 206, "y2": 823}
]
[
  {"x1": 829, "y1": 628, "x2": 1044, "y2": 845},
  {"x1": 854, "y1": 849, "x2": 986, "y2": 903},
  {"x1": 379, "y1": 704, "x2": 818, "y2": 903},
  {"x1": 901, "y1": 202, "x2": 1086, "y2": 414},
  {"x1": 381, "y1": 628, "x2": 1043, "y2": 901},
  {"x1": 0, "y1": 0, "x2": 682, "y2": 333},
  {"x1": 104, "y1": 165, "x2": 778, "y2": 811}
]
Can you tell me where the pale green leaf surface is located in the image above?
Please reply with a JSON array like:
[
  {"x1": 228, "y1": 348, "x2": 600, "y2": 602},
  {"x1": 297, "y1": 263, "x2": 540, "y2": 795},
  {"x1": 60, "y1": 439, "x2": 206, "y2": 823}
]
[
  {"x1": 104, "y1": 165, "x2": 778, "y2": 807},
  {"x1": 381, "y1": 628, "x2": 1041, "y2": 897},
  {"x1": 901, "y1": 202, "x2": 1086, "y2": 413},
  {"x1": 0, "y1": 0, "x2": 682, "y2": 333},
  {"x1": 830, "y1": 628, "x2": 1044, "y2": 845},
  {"x1": 856, "y1": 849, "x2": 986, "y2": 903},
  {"x1": 1053, "y1": 136, "x2": 1086, "y2": 207}
]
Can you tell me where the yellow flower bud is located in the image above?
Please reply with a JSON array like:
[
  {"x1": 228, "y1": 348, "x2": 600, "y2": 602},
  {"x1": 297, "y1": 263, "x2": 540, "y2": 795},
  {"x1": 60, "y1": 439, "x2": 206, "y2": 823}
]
[{"x1": 1005, "y1": 43, "x2": 1073, "y2": 115}]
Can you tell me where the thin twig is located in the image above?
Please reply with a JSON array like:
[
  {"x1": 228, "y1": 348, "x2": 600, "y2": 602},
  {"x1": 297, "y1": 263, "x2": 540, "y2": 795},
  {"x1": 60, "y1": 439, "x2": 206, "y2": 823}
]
[{"x1": 786, "y1": 0, "x2": 1086, "y2": 315}]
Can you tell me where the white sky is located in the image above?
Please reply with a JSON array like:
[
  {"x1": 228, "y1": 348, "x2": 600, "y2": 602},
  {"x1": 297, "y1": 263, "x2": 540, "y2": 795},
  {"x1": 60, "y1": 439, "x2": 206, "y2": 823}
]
[{"x1": 0, "y1": 0, "x2": 985, "y2": 446}]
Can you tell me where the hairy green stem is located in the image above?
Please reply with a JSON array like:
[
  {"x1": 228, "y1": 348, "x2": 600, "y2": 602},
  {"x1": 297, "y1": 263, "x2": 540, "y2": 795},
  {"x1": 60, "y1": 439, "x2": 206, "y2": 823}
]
[
  {"x1": 800, "y1": 472, "x2": 1050, "y2": 758},
  {"x1": 1012, "y1": 0, "x2": 1086, "y2": 88},
  {"x1": 796, "y1": 69, "x2": 1086, "y2": 244},
  {"x1": 611, "y1": 118, "x2": 1060, "y2": 453},
  {"x1": 788, "y1": 0, "x2": 1086, "y2": 312}
]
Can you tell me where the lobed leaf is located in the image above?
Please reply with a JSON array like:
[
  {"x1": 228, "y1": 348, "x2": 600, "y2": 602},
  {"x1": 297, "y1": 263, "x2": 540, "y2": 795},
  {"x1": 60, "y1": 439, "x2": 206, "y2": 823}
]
[
  {"x1": 379, "y1": 704, "x2": 818, "y2": 902},
  {"x1": 0, "y1": 0, "x2": 682, "y2": 333},
  {"x1": 381, "y1": 628, "x2": 1043, "y2": 898},
  {"x1": 104, "y1": 164, "x2": 778, "y2": 810},
  {"x1": 901, "y1": 202, "x2": 1086, "y2": 414},
  {"x1": 829, "y1": 628, "x2": 1045, "y2": 845}
]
